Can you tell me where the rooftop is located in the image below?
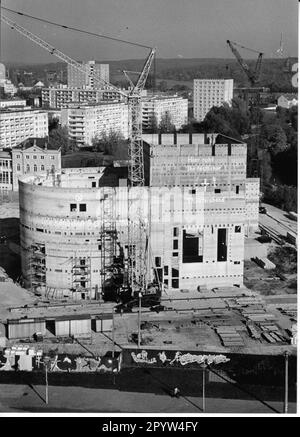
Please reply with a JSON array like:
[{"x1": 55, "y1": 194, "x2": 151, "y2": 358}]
[{"x1": 13, "y1": 137, "x2": 60, "y2": 151}]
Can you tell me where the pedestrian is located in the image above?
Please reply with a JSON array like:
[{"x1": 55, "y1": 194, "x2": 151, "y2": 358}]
[{"x1": 173, "y1": 387, "x2": 180, "y2": 398}]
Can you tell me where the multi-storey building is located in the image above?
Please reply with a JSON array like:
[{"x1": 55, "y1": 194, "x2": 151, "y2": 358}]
[
  {"x1": 144, "y1": 132, "x2": 259, "y2": 289},
  {"x1": 18, "y1": 132, "x2": 259, "y2": 299},
  {"x1": 0, "y1": 99, "x2": 26, "y2": 109},
  {"x1": 11, "y1": 138, "x2": 61, "y2": 191},
  {"x1": 193, "y1": 79, "x2": 234, "y2": 121},
  {"x1": 141, "y1": 95, "x2": 188, "y2": 130},
  {"x1": 0, "y1": 107, "x2": 48, "y2": 149},
  {"x1": 0, "y1": 150, "x2": 13, "y2": 191},
  {"x1": 61, "y1": 102, "x2": 130, "y2": 147},
  {"x1": 41, "y1": 86, "x2": 123, "y2": 109},
  {"x1": 68, "y1": 61, "x2": 109, "y2": 88}
]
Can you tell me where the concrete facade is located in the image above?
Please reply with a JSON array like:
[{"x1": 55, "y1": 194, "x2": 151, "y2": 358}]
[
  {"x1": 141, "y1": 95, "x2": 188, "y2": 130},
  {"x1": 18, "y1": 133, "x2": 259, "y2": 298},
  {"x1": 67, "y1": 61, "x2": 109, "y2": 89},
  {"x1": 0, "y1": 107, "x2": 48, "y2": 149},
  {"x1": 193, "y1": 79, "x2": 233, "y2": 121},
  {"x1": 41, "y1": 86, "x2": 123, "y2": 109},
  {"x1": 61, "y1": 102, "x2": 130, "y2": 146}
]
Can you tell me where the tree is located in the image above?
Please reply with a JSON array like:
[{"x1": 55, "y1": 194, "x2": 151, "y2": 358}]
[
  {"x1": 92, "y1": 130, "x2": 128, "y2": 160},
  {"x1": 159, "y1": 111, "x2": 176, "y2": 133},
  {"x1": 260, "y1": 124, "x2": 287, "y2": 155},
  {"x1": 48, "y1": 125, "x2": 74, "y2": 155}
]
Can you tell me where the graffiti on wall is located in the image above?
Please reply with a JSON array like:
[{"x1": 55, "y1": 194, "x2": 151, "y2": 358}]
[
  {"x1": 131, "y1": 350, "x2": 230, "y2": 367},
  {"x1": 0, "y1": 347, "x2": 119, "y2": 373}
]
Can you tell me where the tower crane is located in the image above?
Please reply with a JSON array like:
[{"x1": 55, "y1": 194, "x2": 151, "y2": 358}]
[
  {"x1": 1, "y1": 12, "x2": 156, "y2": 298},
  {"x1": 227, "y1": 40, "x2": 263, "y2": 87}
]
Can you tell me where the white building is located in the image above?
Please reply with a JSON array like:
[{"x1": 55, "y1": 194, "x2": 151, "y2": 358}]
[
  {"x1": 0, "y1": 150, "x2": 13, "y2": 191},
  {"x1": 68, "y1": 61, "x2": 110, "y2": 89},
  {"x1": 0, "y1": 107, "x2": 48, "y2": 150},
  {"x1": 61, "y1": 101, "x2": 129, "y2": 147},
  {"x1": 142, "y1": 95, "x2": 188, "y2": 131},
  {"x1": 11, "y1": 137, "x2": 61, "y2": 191},
  {"x1": 193, "y1": 79, "x2": 234, "y2": 121},
  {"x1": 0, "y1": 99, "x2": 26, "y2": 108},
  {"x1": 277, "y1": 94, "x2": 298, "y2": 109},
  {"x1": 42, "y1": 85, "x2": 123, "y2": 109}
]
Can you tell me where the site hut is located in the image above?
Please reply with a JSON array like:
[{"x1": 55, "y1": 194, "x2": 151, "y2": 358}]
[
  {"x1": 18, "y1": 132, "x2": 259, "y2": 300},
  {"x1": 7, "y1": 317, "x2": 46, "y2": 340}
]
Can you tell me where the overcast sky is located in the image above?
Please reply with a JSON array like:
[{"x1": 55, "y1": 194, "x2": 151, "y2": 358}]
[{"x1": 0, "y1": 0, "x2": 298, "y2": 63}]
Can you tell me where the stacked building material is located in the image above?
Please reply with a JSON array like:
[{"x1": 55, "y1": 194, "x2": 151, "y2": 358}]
[{"x1": 215, "y1": 326, "x2": 244, "y2": 347}]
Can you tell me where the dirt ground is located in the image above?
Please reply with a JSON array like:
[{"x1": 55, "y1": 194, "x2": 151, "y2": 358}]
[{"x1": 244, "y1": 260, "x2": 296, "y2": 296}]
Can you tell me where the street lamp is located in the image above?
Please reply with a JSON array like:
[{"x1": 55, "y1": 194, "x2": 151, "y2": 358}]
[
  {"x1": 200, "y1": 363, "x2": 208, "y2": 413},
  {"x1": 284, "y1": 351, "x2": 289, "y2": 414},
  {"x1": 43, "y1": 356, "x2": 50, "y2": 405},
  {"x1": 137, "y1": 291, "x2": 142, "y2": 348}
]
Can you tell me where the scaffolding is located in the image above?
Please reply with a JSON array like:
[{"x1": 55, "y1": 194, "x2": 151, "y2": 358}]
[
  {"x1": 99, "y1": 188, "x2": 119, "y2": 296},
  {"x1": 29, "y1": 243, "x2": 46, "y2": 294},
  {"x1": 71, "y1": 256, "x2": 92, "y2": 300}
]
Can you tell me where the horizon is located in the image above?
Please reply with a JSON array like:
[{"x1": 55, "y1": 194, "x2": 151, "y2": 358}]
[{"x1": 0, "y1": 0, "x2": 298, "y2": 63}]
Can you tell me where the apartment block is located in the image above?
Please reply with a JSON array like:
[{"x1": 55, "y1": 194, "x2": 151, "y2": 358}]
[
  {"x1": 68, "y1": 61, "x2": 109, "y2": 88},
  {"x1": 193, "y1": 79, "x2": 233, "y2": 121},
  {"x1": 61, "y1": 102, "x2": 130, "y2": 147},
  {"x1": 0, "y1": 99, "x2": 26, "y2": 109},
  {"x1": 142, "y1": 95, "x2": 188, "y2": 130},
  {"x1": 0, "y1": 107, "x2": 48, "y2": 149},
  {"x1": 42, "y1": 86, "x2": 123, "y2": 109}
]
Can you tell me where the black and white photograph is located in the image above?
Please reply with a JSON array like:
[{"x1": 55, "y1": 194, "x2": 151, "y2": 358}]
[{"x1": 0, "y1": 0, "x2": 298, "y2": 419}]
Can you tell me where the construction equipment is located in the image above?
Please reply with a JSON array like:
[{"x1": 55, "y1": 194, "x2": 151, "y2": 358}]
[
  {"x1": 1, "y1": 12, "x2": 156, "y2": 300},
  {"x1": 227, "y1": 40, "x2": 263, "y2": 87}
]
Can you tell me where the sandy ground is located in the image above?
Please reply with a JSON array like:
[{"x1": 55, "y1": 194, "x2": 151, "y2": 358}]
[
  {"x1": 0, "y1": 383, "x2": 296, "y2": 414},
  {"x1": 0, "y1": 195, "x2": 19, "y2": 219}
]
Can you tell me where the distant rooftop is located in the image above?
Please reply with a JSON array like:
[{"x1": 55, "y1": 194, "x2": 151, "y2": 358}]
[{"x1": 14, "y1": 137, "x2": 60, "y2": 151}]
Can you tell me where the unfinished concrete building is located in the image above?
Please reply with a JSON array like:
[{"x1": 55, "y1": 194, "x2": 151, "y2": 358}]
[{"x1": 18, "y1": 133, "x2": 259, "y2": 299}]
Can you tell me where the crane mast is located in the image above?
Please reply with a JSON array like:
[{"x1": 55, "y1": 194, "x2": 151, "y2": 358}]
[{"x1": 1, "y1": 12, "x2": 156, "y2": 298}]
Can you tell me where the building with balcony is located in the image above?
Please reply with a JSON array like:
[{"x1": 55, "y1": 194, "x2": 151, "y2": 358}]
[
  {"x1": 193, "y1": 79, "x2": 234, "y2": 121},
  {"x1": 61, "y1": 101, "x2": 129, "y2": 147},
  {"x1": 141, "y1": 95, "x2": 188, "y2": 131},
  {"x1": 0, "y1": 107, "x2": 48, "y2": 149}
]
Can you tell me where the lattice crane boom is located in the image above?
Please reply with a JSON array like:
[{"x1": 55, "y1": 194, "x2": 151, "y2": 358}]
[
  {"x1": 2, "y1": 12, "x2": 156, "y2": 296},
  {"x1": 227, "y1": 39, "x2": 263, "y2": 86},
  {"x1": 1, "y1": 13, "x2": 127, "y2": 97}
]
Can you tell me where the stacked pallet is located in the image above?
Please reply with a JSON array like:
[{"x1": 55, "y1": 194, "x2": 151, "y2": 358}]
[
  {"x1": 259, "y1": 322, "x2": 287, "y2": 343},
  {"x1": 215, "y1": 326, "x2": 244, "y2": 347},
  {"x1": 247, "y1": 324, "x2": 261, "y2": 339}
]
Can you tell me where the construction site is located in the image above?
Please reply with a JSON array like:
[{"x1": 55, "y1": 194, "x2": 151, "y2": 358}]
[{"x1": 0, "y1": 5, "x2": 297, "y2": 379}]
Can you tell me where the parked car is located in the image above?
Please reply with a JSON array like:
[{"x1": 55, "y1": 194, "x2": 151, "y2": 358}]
[{"x1": 259, "y1": 206, "x2": 267, "y2": 214}]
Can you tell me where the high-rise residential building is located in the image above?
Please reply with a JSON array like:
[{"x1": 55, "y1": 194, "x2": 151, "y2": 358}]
[
  {"x1": 67, "y1": 61, "x2": 110, "y2": 89},
  {"x1": 60, "y1": 101, "x2": 129, "y2": 147},
  {"x1": 0, "y1": 106, "x2": 48, "y2": 149},
  {"x1": 193, "y1": 79, "x2": 234, "y2": 121},
  {"x1": 41, "y1": 85, "x2": 124, "y2": 109},
  {"x1": 141, "y1": 95, "x2": 188, "y2": 131}
]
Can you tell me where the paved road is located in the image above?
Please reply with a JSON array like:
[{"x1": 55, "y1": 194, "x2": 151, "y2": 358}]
[
  {"x1": 0, "y1": 383, "x2": 296, "y2": 414},
  {"x1": 260, "y1": 203, "x2": 297, "y2": 239}
]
